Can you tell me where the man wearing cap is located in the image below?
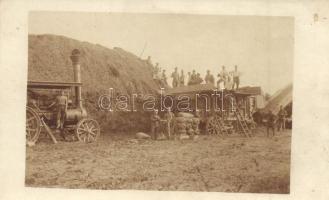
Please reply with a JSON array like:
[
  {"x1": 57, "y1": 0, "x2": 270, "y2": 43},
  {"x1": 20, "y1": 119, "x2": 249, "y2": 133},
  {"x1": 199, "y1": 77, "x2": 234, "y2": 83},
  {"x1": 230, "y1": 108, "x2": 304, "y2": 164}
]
[
  {"x1": 205, "y1": 70, "x2": 215, "y2": 86},
  {"x1": 217, "y1": 65, "x2": 228, "y2": 89},
  {"x1": 48, "y1": 90, "x2": 68, "y2": 130},
  {"x1": 266, "y1": 110, "x2": 277, "y2": 137},
  {"x1": 187, "y1": 72, "x2": 192, "y2": 85},
  {"x1": 150, "y1": 109, "x2": 161, "y2": 140},
  {"x1": 232, "y1": 65, "x2": 241, "y2": 90},
  {"x1": 190, "y1": 70, "x2": 197, "y2": 85},
  {"x1": 161, "y1": 69, "x2": 167, "y2": 86},
  {"x1": 171, "y1": 67, "x2": 179, "y2": 88},
  {"x1": 277, "y1": 105, "x2": 288, "y2": 132},
  {"x1": 164, "y1": 108, "x2": 175, "y2": 139},
  {"x1": 179, "y1": 69, "x2": 185, "y2": 86},
  {"x1": 153, "y1": 63, "x2": 159, "y2": 79}
]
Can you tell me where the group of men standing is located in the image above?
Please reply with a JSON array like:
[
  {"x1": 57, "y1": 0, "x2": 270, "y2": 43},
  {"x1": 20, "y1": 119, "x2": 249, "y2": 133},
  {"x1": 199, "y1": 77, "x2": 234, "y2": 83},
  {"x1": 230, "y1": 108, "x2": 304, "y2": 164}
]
[
  {"x1": 170, "y1": 65, "x2": 241, "y2": 90},
  {"x1": 152, "y1": 62, "x2": 169, "y2": 87},
  {"x1": 171, "y1": 67, "x2": 186, "y2": 87},
  {"x1": 150, "y1": 55, "x2": 242, "y2": 90},
  {"x1": 216, "y1": 65, "x2": 241, "y2": 90}
]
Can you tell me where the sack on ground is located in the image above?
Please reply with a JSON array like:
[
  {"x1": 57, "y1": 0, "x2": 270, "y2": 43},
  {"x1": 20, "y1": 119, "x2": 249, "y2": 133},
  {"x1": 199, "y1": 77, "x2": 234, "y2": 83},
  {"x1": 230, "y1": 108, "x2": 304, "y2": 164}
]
[
  {"x1": 176, "y1": 112, "x2": 194, "y2": 118},
  {"x1": 175, "y1": 117, "x2": 187, "y2": 123},
  {"x1": 135, "y1": 132, "x2": 151, "y2": 139}
]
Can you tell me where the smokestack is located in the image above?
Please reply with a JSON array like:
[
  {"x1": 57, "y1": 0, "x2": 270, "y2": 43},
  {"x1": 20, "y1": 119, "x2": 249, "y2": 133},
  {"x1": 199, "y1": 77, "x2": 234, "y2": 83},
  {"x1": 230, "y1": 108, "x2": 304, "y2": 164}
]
[{"x1": 70, "y1": 49, "x2": 82, "y2": 108}]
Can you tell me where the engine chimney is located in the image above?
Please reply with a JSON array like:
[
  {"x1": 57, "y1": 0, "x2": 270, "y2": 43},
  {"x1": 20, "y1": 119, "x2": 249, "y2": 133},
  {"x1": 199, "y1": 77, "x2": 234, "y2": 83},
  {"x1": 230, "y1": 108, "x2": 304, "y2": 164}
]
[{"x1": 70, "y1": 49, "x2": 82, "y2": 108}]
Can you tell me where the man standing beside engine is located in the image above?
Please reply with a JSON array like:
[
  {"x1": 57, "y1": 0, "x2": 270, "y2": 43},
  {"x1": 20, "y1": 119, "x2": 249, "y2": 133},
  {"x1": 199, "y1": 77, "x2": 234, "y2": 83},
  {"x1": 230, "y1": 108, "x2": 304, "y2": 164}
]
[{"x1": 48, "y1": 90, "x2": 68, "y2": 130}]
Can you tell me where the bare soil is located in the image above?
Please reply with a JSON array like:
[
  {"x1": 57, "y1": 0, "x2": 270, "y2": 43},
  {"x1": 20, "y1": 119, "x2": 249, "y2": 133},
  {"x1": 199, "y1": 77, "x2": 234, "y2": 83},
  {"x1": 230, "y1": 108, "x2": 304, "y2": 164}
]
[{"x1": 25, "y1": 127, "x2": 291, "y2": 193}]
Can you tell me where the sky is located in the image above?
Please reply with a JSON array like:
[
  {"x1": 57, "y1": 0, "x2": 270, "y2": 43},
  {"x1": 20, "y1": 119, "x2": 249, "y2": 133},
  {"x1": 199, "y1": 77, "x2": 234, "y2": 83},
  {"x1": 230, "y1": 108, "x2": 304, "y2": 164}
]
[{"x1": 29, "y1": 12, "x2": 294, "y2": 95}]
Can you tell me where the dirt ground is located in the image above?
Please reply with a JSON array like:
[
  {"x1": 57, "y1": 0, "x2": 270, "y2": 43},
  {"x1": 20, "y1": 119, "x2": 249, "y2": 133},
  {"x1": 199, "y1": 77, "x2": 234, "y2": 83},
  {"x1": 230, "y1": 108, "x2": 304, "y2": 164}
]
[{"x1": 25, "y1": 127, "x2": 291, "y2": 193}]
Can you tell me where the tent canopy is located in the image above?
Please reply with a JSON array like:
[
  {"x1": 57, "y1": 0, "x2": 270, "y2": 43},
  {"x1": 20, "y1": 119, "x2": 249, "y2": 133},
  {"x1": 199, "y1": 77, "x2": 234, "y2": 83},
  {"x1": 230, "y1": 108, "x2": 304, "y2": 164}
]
[{"x1": 262, "y1": 83, "x2": 293, "y2": 114}]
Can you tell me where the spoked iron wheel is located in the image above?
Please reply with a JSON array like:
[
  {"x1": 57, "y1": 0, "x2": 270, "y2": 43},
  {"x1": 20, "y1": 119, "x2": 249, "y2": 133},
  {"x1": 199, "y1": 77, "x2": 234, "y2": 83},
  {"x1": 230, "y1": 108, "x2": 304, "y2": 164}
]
[
  {"x1": 75, "y1": 118, "x2": 100, "y2": 143},
  {"x1": 206, "y1": 117, "x2": 218, "y2": 135},
  {"x1": 26, "y1": 106, "x2": 41, "y2": 146}
]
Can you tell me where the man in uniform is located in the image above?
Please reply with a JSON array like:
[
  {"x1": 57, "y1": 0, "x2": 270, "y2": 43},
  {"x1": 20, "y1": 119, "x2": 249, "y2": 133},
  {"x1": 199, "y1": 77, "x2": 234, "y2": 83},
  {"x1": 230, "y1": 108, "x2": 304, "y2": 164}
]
[
  {"x1": 153, "y1": 63, "x2": 159, "y2": 79},
  {"x1": 190, "y1": 70, "x2": 197, "y2": 85},
  {"x1": 164, "y1": 107, "x2": 175, "y2": 139},
  {"x1": 277, "y1": 105, "x2": 288, "y2": 132},
  {"x1": 179, "y1": 69, "x2": 185, "y2": 86},
  {"x1": 195, "y1": 73, "x2": 203, "y2": 84},
  {"x1": 161, "y1": 69, "x2": 167, "y2": 86},
  {"x1": 232, "y1": 65, "x2": 241, "y2": 90},
  {"x1": 187, "y1": 72, "x2": 192, "y2": 85},
  {"x1": 205, "y1": 70, "x2": 215, "y2": 86},
  {"x1": 171, "y1": 67, "x2": 179, "y2": 88},
  {"x1": 225, "y1": 72, "x2": 233, "y2": 90},
  {"x1": 150, "y1": 109, "x2": 161, "y2": 140},
  {"x1": 266, "y1": 110, "x2": 276, "y2": 137},
  {"x1": 217, "y1": 65, "x2": 228, "y2": 89}
]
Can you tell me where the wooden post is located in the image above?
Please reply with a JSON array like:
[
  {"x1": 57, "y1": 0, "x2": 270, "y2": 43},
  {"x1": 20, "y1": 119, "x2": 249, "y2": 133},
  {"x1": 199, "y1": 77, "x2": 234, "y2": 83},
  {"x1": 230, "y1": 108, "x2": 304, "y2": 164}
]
[{"x1": 41, "y1": 118, "x2": 57, "y2": 144}]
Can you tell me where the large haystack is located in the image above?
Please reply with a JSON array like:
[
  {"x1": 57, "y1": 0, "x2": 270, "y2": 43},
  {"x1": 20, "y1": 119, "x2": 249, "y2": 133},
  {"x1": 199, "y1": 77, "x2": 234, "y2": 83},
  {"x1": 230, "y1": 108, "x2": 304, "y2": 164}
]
[{"x1": 28, "y1": 34, "x2": 160, "y2": 94}]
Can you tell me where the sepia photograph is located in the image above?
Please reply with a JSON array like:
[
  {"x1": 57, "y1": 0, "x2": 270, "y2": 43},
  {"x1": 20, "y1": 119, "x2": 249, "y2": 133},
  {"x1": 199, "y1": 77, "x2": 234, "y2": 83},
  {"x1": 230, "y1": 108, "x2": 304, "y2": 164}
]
[{"x1": 24, "y1": 12, "x2": 294, "y2": 193}]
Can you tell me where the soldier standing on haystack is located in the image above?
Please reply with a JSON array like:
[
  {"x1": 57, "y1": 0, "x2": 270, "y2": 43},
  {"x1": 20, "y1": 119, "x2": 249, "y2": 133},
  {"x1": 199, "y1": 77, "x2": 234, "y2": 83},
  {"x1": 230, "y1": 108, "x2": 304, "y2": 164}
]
[
  {"x1": 153, "y1": 62, "x2": 159, "y2": 79},
  {"x1": 164, "y1": 107, "x2": 175, "y2": 139},
  {"x1": 171, "y1": 67, "x2": 179, "y2": 88},
  {"x1": 217, "y1": 65, "x2": 228, "y2": 89},
  {"x1": 232, "y1": 65, "x2": 241, "y2": 90},
  {"x1": 195, "y1": 73, "x2": 203, "y2": 84},
  {"x1": 187, "y1": 72, "x2": 191, "y2": 85},
  {"x1": 205, "y1": 70, "x2": 215, "y2": 86},
  {"x1": 179, "y1": 69, "x2": 185, "y2": 86},
  {"x1": 161, "y1": 69, "x2": 167, "y2": 86},
  {"x1": 150, "y1": 109, "x2": 161, "y2": 140},
  {"x1": 189, "y1": 70, "x2": 197, "y2": 85}
]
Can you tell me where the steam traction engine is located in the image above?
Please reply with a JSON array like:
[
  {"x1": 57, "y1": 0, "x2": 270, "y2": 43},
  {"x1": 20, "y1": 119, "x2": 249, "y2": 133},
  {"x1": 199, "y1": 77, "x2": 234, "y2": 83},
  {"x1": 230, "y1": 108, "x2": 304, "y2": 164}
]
[{"x1": 26, "y1": 49, "x2": 100, "y2": 145}]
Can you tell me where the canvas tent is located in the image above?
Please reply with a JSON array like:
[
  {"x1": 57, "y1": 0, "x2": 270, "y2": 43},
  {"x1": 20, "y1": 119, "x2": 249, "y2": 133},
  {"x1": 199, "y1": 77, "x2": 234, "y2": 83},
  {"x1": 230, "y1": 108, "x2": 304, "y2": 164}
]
[{"x1": 263, "y1": 83, "x2": 293, "y2": 115}]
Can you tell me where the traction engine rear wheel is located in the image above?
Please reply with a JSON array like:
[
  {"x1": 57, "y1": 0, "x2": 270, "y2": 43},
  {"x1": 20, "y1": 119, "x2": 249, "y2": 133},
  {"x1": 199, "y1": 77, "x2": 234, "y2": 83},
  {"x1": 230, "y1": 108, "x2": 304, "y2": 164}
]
[{"x1": 26, "y1": 106, "x2": 41, "y2": 146}]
